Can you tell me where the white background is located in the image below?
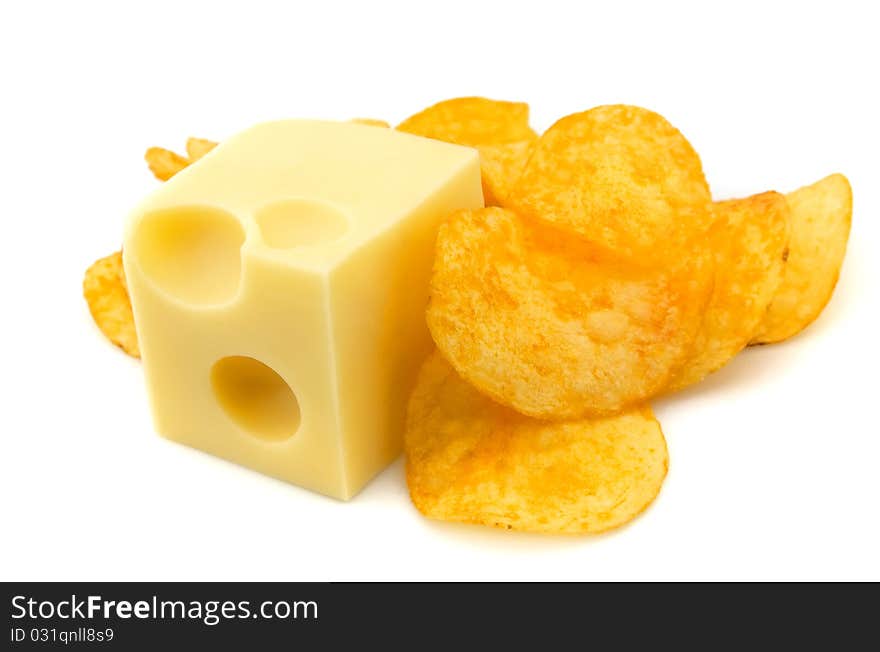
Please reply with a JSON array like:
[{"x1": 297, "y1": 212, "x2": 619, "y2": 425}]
[{"x1": 1, "y1": 0, "x2": 878, "y2": 581}]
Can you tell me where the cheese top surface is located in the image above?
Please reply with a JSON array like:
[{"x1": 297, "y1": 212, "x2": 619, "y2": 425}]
[{"x1": 126, "y1": 120, "x2": 479, "y2": 272}]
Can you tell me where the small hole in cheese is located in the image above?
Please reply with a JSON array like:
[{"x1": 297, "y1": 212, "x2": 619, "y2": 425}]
[
  {"x1": 256, "y1": 198, "x2": 349, "y2": 249},
  {"x1": 211, "y1": 356, "x2": 300, "y2": 442},
  {"x1": 131, "y1": 205, "x2": 245, "y2": 306}
]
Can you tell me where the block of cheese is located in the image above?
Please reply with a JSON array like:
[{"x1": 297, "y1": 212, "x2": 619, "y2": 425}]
[{"x1": 123, "y1": 120, "x2": 483, "y2": 499}]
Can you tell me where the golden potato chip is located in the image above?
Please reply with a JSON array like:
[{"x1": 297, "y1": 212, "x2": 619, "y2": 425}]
[
  {"x1": 83, "y1": 251, "x2": 140, "y2": 358},
  {"x1": 751, "y1": 174, "x2": 852, "y2": 344},
  {"x1": 351, "y1": 118, "x2": 390, "y2": 128},
  {"x1": 185, "y1": 137, "x2": 218, "y2": 161},
  {"x1": 405, "y1": 352, "x2": 668, "y2": 534},
  {"x1": 478, "y1": 139, "x2": 534, "y2": 207},
  {"x1": 669, "y1": 192, "x2": 790, "y2": 390},
  {"x1": 397, "y1": 96, "x2": 537, "y2": 146},
  {"x1": 397, "y1": 97, "x2": 538, "y2": 208},
  {"x1": 427, "y1": 207, "x2": 713, "y2": 419},
  {"x1": 507, "y1": 105, "x2": 711, "y2": 262},
  {"x1": 145, "y1": 146, "x2": 189, "y2": 181}
]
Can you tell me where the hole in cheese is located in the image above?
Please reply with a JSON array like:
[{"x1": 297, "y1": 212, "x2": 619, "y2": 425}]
[
  {"x1": 256, "y1": 199, "x2": 349, "y2": 249},
  {"x1": 211, "y1": 356, "x2": 300, "y2": 441},
  {"x1": 131, "y1": 205, "x2": 245, "y2": 305}
]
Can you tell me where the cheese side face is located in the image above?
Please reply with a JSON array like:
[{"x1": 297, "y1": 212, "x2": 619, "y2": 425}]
[{"x1": 122, "y1": 120, "x2": 483, "y2": 499}]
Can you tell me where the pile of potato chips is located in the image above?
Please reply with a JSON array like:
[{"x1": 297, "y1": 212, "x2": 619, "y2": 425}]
[{"x1": 84, "y1": 98, "x2": 852, "y2": 535}]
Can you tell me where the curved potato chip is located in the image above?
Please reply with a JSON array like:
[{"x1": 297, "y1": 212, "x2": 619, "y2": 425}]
[
  {"x1": 397, "y1": 96, "x2": 536, "y2": 146},
  {"x1": 83, "y1": 251, "x2": 140, "y2": 358},
  {"x1": 397, "y1": 97, "x2": 537, "y2": 209},
  {"x1": 751, "y1": 174, "x2": 852, "y2": 344},
  {"x1": 508, "y1": 105, "x2": 711, "y2": 261},
  {"x1": 427, "y1": 207, "x2": 713, "y2": 419},
  {"x1": 669, "y1": 192, "x2": 790, "y2": 390},
  {"x1": 145, "y1": 146, "x2": 189, "y2": 181},
  {"x1": 351, "y1": 118, "x2": 390, "y2": 128},
  {"x1": 185, "y1": 137, "x2": 218, "y2": 161},
  {"x1": 478, "y1": 139, "x2": 534, "y2": 207},
  {"x1": 405, "y1": 352, "x2": 668, "y2": 534}
]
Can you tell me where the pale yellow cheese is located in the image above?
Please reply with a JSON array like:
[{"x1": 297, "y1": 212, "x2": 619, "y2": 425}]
[{"x1": 123, "y1": 120, "x2": 483, "y2": 499}]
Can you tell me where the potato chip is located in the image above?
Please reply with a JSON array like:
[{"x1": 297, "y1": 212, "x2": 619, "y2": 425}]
[
  {"x1": 405, "y1": 352, "x2": 668, "y2": 534},
  {"x1": 185, "y1": 137, "x2": 218, "y2": 161},
  {"x1": 145, "y1": 146, "x2": 189, "y2": 181},
  {"x1": 351, "y1": 118, "x2": 391, "y2": 128},
  {"x1": 669, "y1": 192, "x2": 790, "y2": 390},
  {"x1": 83, "y1": 251, "x2": 140, "y2": 358},
  {"x1": 397, "y1": 97, "x2": 538, "y2": 208},
  {"x1": 427, "y1": 207, "x2": 713, "y2": 419},
  {"x1": 751, "y1": 174, "x2": 852, "y2": 344},
  {"x1": 397, "y1": 96, "x2": 537, "y2": 146},
  {"x1": 508, "y1": 105, "x2": 711, "y2": 262},
  {"x1": 478, "y1": 139, "x2": 534, "y2": 207}
]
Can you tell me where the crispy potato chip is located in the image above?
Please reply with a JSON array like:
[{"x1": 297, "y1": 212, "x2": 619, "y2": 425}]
[
  {"x1": 397, "y1": 97, "x2": 538, "y2": 208},
  {"x1": 405, "y1": 352, "x2": 668, "y2": 534},
  {"x1": 83, "y1": 251, "x2": 139, "y2": 358},
  {"x1": 145, "y1": 146, "x2": 189, "y2": 181},
  {"x1": 669, "y1": 192, "x2": 790, "y2": 389},
  {"x1": 427, "y1": 207, "x2": 713, "y2": 419},
  {"x1": 185, "y1": 137, "x2": 218, "y2": 161},
  {"x1": 146, "y1": 137, "x2": 217, "y2": 180},
  {"x1": 478, "y1": 139, "x2": 534, "y2": 207},
  {"x1": 751, "y1": 174, "x2": 852, "y2": 344},
  {"x1": 397, "y1": 96, "x2": 537, "y2": 146},
  {"x1": 508, "y1": 105, "x2": 711, "y2": 261},
  {"x1": 351, "y1": 118, "x2": 391, "y2": 128}
]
